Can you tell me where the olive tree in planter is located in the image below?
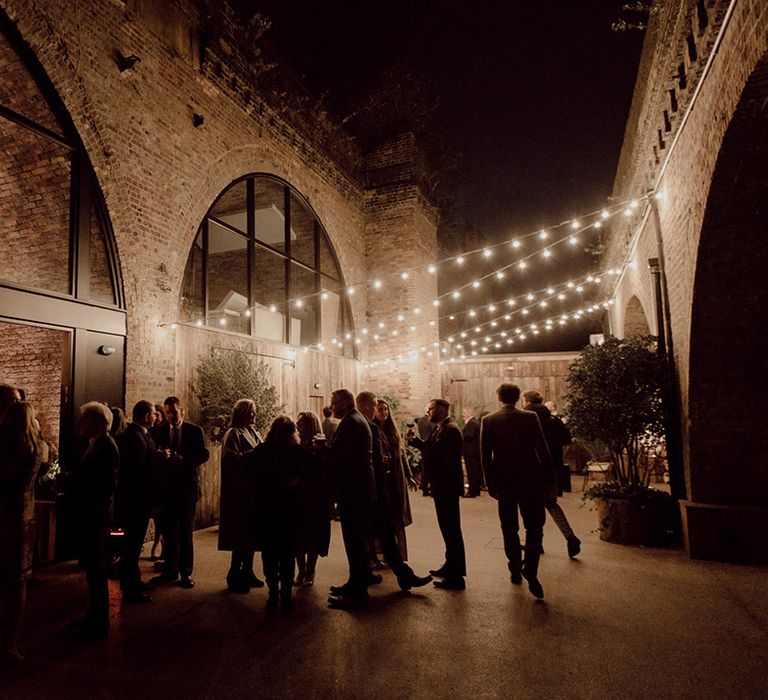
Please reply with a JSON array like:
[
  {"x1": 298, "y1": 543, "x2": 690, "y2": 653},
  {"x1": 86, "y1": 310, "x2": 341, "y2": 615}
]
[{"x1": 565, "y1": 335, "x2": 673, "y2": 546}]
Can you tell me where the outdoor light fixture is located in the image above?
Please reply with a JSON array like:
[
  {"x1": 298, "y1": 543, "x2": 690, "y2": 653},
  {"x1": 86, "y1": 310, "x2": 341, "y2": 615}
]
[
  {"x1": 97, "y1": 345, "x2": 116, "y2": 356},
  {"x1": 193, "y1": 113, "x2": 205, "y2": 128}
]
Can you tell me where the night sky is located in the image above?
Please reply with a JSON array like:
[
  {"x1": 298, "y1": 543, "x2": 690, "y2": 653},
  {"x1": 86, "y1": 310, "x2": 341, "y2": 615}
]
[{"x1": 242, "y1": 1, "x2": 646, "y2": 351}]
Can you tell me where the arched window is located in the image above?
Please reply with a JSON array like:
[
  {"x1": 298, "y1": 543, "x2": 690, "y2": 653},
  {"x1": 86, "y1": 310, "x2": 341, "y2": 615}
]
[
  {"x1": 181, "y1": 175, "x2": 354, "y2": 356},
  {"x1": 0, "y1": 19, "x2": 122, "y2": 307}
]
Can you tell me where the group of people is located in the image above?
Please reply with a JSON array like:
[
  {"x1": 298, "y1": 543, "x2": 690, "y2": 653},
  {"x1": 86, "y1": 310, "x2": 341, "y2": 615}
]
[{"x1": 0, "y1": 377, "x2": 580, "y2": 661}]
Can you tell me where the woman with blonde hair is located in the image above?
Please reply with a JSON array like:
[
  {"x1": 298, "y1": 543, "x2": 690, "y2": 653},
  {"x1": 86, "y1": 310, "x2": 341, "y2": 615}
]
[
  {"x1": 374, "y1": 398, "x2": 416, "y2": 560},
  {"x1": 218, "y1": 399, "x2": 264, "y2": 593},
  {"x1": 294, "y1": 411, "x2": 331, "y2": 586},
  {"x1": 0, "y1": 401, "x2": 41, "y2": 664}
]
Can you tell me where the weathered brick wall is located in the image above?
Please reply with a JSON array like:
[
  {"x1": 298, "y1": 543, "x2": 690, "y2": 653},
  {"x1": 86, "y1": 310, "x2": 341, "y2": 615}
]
[
  {"x1": 602, "y1": 0, "x2": 768, "y2": 507},
  {"x1": 0, "y1": 319, "x2": 66, "y2": 452},
  {"x1": 362, "y1": 134, "x2": 440, "y2": 420},
  {"x1": 1, "y1": 0, "x2": 368, "y2": 412}
]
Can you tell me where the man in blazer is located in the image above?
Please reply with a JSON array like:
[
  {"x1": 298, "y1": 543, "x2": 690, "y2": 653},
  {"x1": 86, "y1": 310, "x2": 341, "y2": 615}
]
[
  {"x1": 326, "y1": 388, "x2": 375, "y2": 608},
  {"x1": 116, "y1": 400, "x2": 159, "y2": 602},
  {"x1": 409, "y1": 398, "x2": 466, "y2": 590},
  {"x1": 481, "y1": 383, "x2": 555, "y2": 599},
  {"x1": 150, "y1": 396, "x2": 209, "y2": 589},
  {"x1": 71, "y1": 402, "x2": 119, "y2": 640}
]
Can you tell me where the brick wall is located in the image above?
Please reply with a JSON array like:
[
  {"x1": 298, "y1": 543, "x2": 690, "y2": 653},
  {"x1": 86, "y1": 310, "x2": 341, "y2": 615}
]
[
  {"x1": 0, "y1": 319, "x2": 67, "y2": 452},
  {"x1": 602, "y1": 0, "x2": 768, "y2": 510}
]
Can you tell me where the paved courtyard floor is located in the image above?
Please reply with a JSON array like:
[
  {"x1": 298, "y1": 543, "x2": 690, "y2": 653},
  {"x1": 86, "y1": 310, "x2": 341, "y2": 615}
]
[{"x1": 2, "y1": 487, "x2": 767, "y2": 699}]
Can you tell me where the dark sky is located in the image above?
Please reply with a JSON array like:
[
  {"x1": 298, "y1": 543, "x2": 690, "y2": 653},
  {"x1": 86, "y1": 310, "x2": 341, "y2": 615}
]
[{"x1": 242, "y1": 1, "x2": 646, "y2": 351}]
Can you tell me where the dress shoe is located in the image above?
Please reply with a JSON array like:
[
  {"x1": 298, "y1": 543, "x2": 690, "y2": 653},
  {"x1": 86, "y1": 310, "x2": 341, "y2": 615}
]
[
  {"x1": 567, "y1": 537, "x2": 582, "y2": 558},
  {"x1": 367, "y1": 573, "x2": 383, "y2": 586},
  {"x1": 150, "y1": 572, "x2": 179, "y2": 585},
  {"x1": 429, "y1": 565, "x2": 448, "y2": 578},
  {"x1": 510, "y1": 573, "x2": 523, "y2": 585},
  {"x1": 433, "y1": 577, "x2": 465, "y2": 590},
  {"x1": 397, "y1": 573, "x2": 433, "y2": 592},
  {"x1": 153, "y1": 561, "x2": 166, "y2": 572},
  {"x1": 329, "y1": 583, "x2": 349, "y2": 596},
  {"x1": 327, "y1": 592, "x2": 369, "y2": 609},
  {"x1": 461, "y1": 493, "x2": 476, "y2": 498},
  {"x1": 123, "y1": 592, "x2": 153, "y2": 604},
  {"x1": 523, "y1": 572, "x2": 544, "y2": 599},
  {"x1": 178, "y1": 576, "x2": 195, "y2": 589}
]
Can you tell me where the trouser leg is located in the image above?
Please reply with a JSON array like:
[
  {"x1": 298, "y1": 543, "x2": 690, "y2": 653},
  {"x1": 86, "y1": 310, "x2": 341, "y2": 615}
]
[
  {"x1": 120, "y1": 510, "x2": 150, "y2": 593},
  {"x1": 498, "y1": 496, "x2": 522, "y2": 575},
  {"x1": 338, "y1": 503, "x2": 371, "y2": 594},
  {"x1": 546, "y1": 499, "x2": 575, "y2": 541},
  {"x1": 161, "y1": 499, "x2": 179, "y2": 576},
  {"x1": 434, "y1": 495, "x2": 466, "y2": 577},
  {"x1": 373, "y1": 504, "x2": 410, "y2": 578},
  {"x1": 178, "y1": 497, "x2": 196, "y2": 578},
  {"x1": 465, "y1": 456, "x2": 482, "y2": 496},
  {"x1": 519, "y1": 491, "x2": 546, "y2": 580}
]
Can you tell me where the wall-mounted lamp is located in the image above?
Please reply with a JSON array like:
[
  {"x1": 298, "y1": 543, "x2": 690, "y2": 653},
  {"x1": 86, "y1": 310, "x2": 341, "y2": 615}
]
[
  {"x1": 193, "y1": 113, "x2": 205, "y2": 127},
  {"x1": 116, "y1": 52, "x2": 141, "y2": 72},
  {"x1": 313, "y1": 382, "x2": 322, "y2": 390},
  {"x1": 98, "y1": 345, "x2": 116, "y2": 356}
]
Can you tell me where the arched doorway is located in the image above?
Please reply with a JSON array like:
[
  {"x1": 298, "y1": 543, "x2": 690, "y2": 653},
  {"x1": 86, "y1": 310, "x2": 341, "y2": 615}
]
[
  {"x1": 685, "y1": 52, "x2": 768, "y2": 561},
  {"x1": 623, "y1": 295, "x2": 651, "y2": 337},
  {"x1": 0, "y1": 13, "x2": 125, "y2": 557}
]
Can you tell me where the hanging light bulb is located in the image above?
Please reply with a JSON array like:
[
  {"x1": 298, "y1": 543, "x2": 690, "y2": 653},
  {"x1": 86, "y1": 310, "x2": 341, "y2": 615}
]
[
  {"x1": 482, "y1": 248, "x2": 492, "y2": 258},
  {"x1": 518, "y1": 261, "x2": 527, "y2": 270},
  {"x1": 427, "y1": 264, "x2": 437, "y2": 274},
  {"x1": 496, "y1": 271, "x2": 505, "y2": 280},
  {"x1": 456, "y1": 256, "x2": 465, "y2": 265},
  {"x1": 401, "y1": 271, "x2": 409, "y2": 280}
]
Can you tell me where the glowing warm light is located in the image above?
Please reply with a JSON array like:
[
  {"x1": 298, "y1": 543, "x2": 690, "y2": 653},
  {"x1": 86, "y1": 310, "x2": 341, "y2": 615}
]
[
  {"x1": 295, "y1": 299, "x2": 304, "y2": 309},
  {"x1": 543, "y1": 250, "x2": 552, "y2": 258},
  {"x1": 456, "y1": 256, "x2": 465, "y2": 265},
  {"x1": 373, "y1": 279, "x2": 382, "y2": 289},
  {"x1": 526, "y1": 293, "x2": 535, "y2": 301},
  {"x1": 401, "y1": 272, "x2": 409, "y2": 280},
  {"x1": 569, "y1": 236, "x2": 578, "y2": 245},
  {"x1": 518, "y1": 261, "x2": 527, "y2": 270},
  {"x1": 482, "y1": 248, "x2": 492, "y2": 258},
  {"x1": 195, "y1": 319, "x2": 203, "y2": 327},
  {"x1": 472, "y1": 280, "x2": 480, "y2": 288},
  {"x1": 321, "y1": 292, "x2": 328, "y2": 300},
  {"x1": 571, "y1": 221, "x2": 580, "y2": 229},
  {"x1": 347, "y1": 287, "x2": 355, "y2": 296},
  {"x1": 601, "y1": 210, "x2": 609, "y2": 219},
  {"x1": 496, "y1": 271, "x2": 505, "y2": 280},
  {"x1": 512, "y1": 240, "x2": 521, "y2": 249},
  {"x1": 219, "y1": 318, "x2": 226, "y2": 326},
  {"x1": 270, "y1": 304, "x2": 277, "y2": 313},
  {"x1": 428, "y1": 264, "x2": 437, "y2": 274},
  {"x1": 171, "y1": 323, "x2": 178, "y2": 330}
]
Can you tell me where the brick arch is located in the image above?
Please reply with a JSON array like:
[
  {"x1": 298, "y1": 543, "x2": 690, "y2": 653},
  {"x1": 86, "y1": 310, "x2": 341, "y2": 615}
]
[
  {"x1": 687, "y1": 51, "x2": 768, "y2": 507},
  {"x1": 623, "y1": 295, "x2": 651, "y2": 337}
]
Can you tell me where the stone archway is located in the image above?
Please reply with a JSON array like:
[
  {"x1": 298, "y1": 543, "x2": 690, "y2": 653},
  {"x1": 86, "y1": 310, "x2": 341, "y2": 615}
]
[
  {"x1": 623, "y1": 295, "x2": 651, "y2": 337},
  {"x1": 684, "y1": 52, "x2": 768, "y2": 561}
]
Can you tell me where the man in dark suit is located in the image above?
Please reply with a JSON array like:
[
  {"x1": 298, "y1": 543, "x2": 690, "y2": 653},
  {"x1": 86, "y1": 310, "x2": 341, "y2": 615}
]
[
  {"x1": 481, "y1": 383, "x2": 555, "y2": 599},
  {"x1": 408, "y1": 398, "x2": 466, "y2": 590},
  {"x1": 71, "y1": 402, "x2": 119, "y2": 640},
  {"x1": 116, "y1": 400, "x2": 159, "y2": 603},
  {"x1": 326, "y1": 388, "x2": 375, "y2": 608},
  {"x1": 354, "y1": 391, "x2": 432, "y2": 594},
  {"x1": 150, "y1": 396, "x2": 209, "y2": 589}
]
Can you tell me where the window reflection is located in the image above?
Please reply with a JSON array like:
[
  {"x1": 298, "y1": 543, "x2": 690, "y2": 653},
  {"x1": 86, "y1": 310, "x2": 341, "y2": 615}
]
[{"x1": 207, "y1": 222, "x2": 249, "y2": 334}]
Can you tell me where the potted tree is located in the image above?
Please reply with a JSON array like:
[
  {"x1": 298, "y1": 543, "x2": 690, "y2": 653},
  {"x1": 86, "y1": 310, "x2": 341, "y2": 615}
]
[{"x1": 565, "y1": 335, "x2": 673, "y2": 546}]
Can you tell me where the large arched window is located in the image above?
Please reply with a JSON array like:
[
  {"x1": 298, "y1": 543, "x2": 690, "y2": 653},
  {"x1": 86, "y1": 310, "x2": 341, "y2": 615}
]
[
  {"x1": 0, "y1": 20, "x2": 121, "y2": 307},
  {"x1": 181, "y1": 175, "x2": 354, "y2": 356}
]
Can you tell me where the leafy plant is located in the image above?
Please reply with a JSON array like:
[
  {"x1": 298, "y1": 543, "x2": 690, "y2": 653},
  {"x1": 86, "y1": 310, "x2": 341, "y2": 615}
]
[
  {"x1": 565, "y1": 335, "x2": 665, "y2": 491},
  {"x1": 195, "y1": 347, "x2": 284, "y2": 442}
]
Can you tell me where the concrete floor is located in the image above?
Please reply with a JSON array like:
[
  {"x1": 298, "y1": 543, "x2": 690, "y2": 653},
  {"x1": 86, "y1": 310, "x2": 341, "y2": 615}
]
[{"x1": 3, "y1": 487, "x2": 767, "y2": 699}]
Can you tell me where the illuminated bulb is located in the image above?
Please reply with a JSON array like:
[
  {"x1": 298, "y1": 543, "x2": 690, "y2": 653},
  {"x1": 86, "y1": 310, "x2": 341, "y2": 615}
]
[
  {"x1": 571, "y1": 221, "x2": 580, "y2": 229},
  {"x1": 345, "y1": 332, "x2": 352, "y2": 340},
  {"x1": 587, "y1": 275, "x2": 594, "y2": 282},
  {"x1": 195, "y1": 319, "x2": 203, "y2": 327},
  {"x1": 624, "y1": 208, "x2": 632, "y2": 216},
  {"x1": 429, "y1": 320, "x2": 436, "y2": 327},
  {"x1": 295, "y1": 299, "x2": 304, "y2": 308},
  {"x1": 540, "y1": 301, "x2": 548, "y2": 308},
  {"x1": 373, "y1": 334, "x2": 380, "y2": 341},
  {"x1": 447, "y1": 336, "x2": 454, "y2": 343},
  {"x1": 495, "y1": 343, "x2": 501, "y2": 349},
  {"x1": 567, "y1": 282, "x2": 575, "y2": 289},
  {"x1": 378, "y1": 321, "x2": 385, "y2": 329},
  {"x1": 488, "y1": 304, "x2": 496, "y2": 312},
  {"x1": 397, "y1": 314, "x2": 405, "y2": 322},
  {"x1": 539, "y1": 230, "x2": 548, "y2": 239},
  {"x1": 347, "y1": 287, "x2": 355, "y2": 296},
  {"x1": 482, "y1": 248, "x2": 492, "y2": 258},
  {"x1": 449, "y1": 315, "x2": 455, "y2": 320},
  {"x1": 593, "y1": 221, "x2": 602, "y2": 229},
  {"x1": 518, "y1": 261, "x2": 527, "y2": 270},
  {"x1": 501, "y1": 331, "x2": 507, "y2": 338},
  {"x1": 506, "y1": 338, "x2": 513, "y2": 345},
  {"x1": 362, "y1": 328, "x2": 368, "y2": 335},
  {"x1": 630, "y1": 199, "x2": 639, "y2": 209},
  {"x1": 302, "y1": 347, "x2": 309, "y2": 353},
  {"x1": 401, "y1": 272, "x2": 409, "y2": 280},
  {"x1": 593, "y1": 277, "x2": 601, "y2": 284},
  {"x1": 460, "y1": 332, "x2": 467, "y2": 338},
  {"x1": 601, "y1": 210, "x2": 609, "y2": 219},
  {"x1": 569, "y1": 236, "x2": 578, "y2": 245},
  {"x1": 491, "y1": 321, "x2": 498, "y2": 328},
  {"x1": 355, "y1": 338, "x2": 361, "y2": 345},
  {"x1": 270, "y1": 304, "x2": 277, "y2": 313},
  {"x1": 427, "y1": 264, "x2": 437, "y2": 274},
  {"x1": 321, "y1": 292, "x2": 329, "y2": 300},
  {"x1": 414, "y1": 307, "x2": 421, "y2": 315},
  {"x1": 496, "y1": 271, "x2": 505, "y2": 280},
  {"x1": 507, "y1": 298, "x2": 516, "y2": 306},
  {"x1": 543, "y1": 250, "x2": 552, "y2": 258},
  {"x1": 471, "y1": 350, "x2": 477, "y2": 356},
  {"x1": 244, "y1": 309, "x2": 251, "y2": 317},
  {"x1": 527, "y1": 293, "x2": 535, "y2": 301},
  {"x1": 512, "y1": 240, "x2": 522, "y2": 249},
  {"x1": 219, "y1": 318, "x2": 226, "y2": 326},
  {"x1": 472, "y1": 280, "x2": 480, "y2": 288},
  {"x1": 546, "y1": 288, "x2": 554, "y2": 295},
  {"x1": 171, "y1": 323, "x2": 178, "y2": 330},
  {"x1": 520, "y1": 334, "x2": 526, "y2": 340},
  {"x1": 409, "y1": 325, "x2": 416, "y2": 332},
  {"x1": 373, "y1": 279, "x2": 382, "y2": 289},
  {"x1": 558, "y1": 293, "x2": 566, "y2": 301},
  {"x1": 469, "y1": 310, "x2": 477, "y2": 318},
  {"x1": 484, "y1": 336, "x2": 492, "y2": 343},
  {"x1": 522, "y1": 309, "x2": 529, "y2": 316},
  {"x1": 474, "y1": 326, "x2": 481, "y2": 333},
  {"x1": 503, "y1": 314, "x2": 511, "y2": 321},
  {"x1": 456, "y1": 256, "x2": 464, "y2": 265},
  {"x1": 481, "y1": 347, "x2": 488, "y2": 353},
  {"x1": 576, "y1": 286, "x2": 584, "y2": 293},
  {"x1": 318, "y1": 344, "x2": 325, "y2": 351},
  {"x1": 452, "y1": 290, "x2": 461, "y2": 299},
  {"x1": 533, "y1": 329, "x2": 540, "y2": 335},
  {"x1": 391, "y1": 330, "x2": 398, "y2": 336},
  {"x1": 432, "y1": 299, "x2": 440, "y2": 307}
]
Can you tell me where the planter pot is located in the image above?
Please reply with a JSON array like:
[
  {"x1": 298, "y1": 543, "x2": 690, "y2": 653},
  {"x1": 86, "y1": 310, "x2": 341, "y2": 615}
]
[{"x1": 595, "y1": 497, "x2": 668, "y2": 546}]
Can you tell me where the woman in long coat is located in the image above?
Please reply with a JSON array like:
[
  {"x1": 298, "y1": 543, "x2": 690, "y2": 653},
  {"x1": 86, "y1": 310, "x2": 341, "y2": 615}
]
[
  {"x1": 374, "y1": 399, "x2": 416, "y2": 561},
  {"x1": 218, "y1": 399, "x2": 263, "y2": 593},
  {"x1": 252, "y1": 415, "x2": 311, "y2": 610},
  {"x1": 294, "y1": 411, "x2": 331, "y2": 586},
  {"x1": 0, "y1": 401, "x2": 43, "y2": 664}
]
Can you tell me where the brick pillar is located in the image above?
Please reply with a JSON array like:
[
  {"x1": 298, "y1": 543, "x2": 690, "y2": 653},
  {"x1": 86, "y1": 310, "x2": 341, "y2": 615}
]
[{"x1": 362, "y1": 134, "x2": 440, "y2": 420}]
